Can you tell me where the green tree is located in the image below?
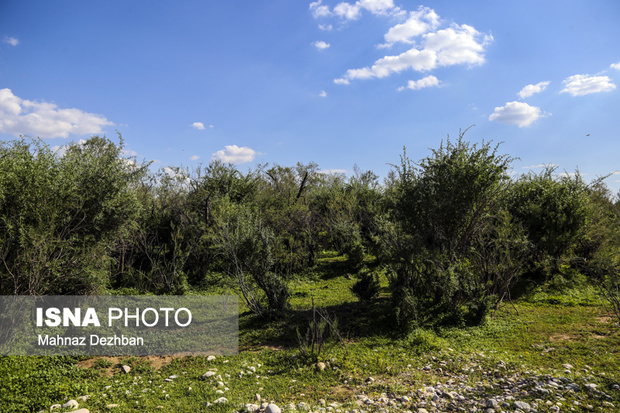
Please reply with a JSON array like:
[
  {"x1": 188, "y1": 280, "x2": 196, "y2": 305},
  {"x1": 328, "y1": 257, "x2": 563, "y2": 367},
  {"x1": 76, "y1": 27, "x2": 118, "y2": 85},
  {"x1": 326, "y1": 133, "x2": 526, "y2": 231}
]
[
  {"x1": 0, "y1": 136, "x2": 146, "y2": 295},
  {"x1": 505, "y1": 166, "x2": 590, "y2": 279},
  {"x1": 389, "y1": 130, "x2": 516, "y2": 328}
]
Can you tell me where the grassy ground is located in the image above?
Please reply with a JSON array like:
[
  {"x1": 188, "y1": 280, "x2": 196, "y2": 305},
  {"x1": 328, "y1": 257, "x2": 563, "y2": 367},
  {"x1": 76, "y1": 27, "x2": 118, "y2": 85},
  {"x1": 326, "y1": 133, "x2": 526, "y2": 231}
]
[{"x1": 1, "y1": 259, "x2": 619, "y2": 412}]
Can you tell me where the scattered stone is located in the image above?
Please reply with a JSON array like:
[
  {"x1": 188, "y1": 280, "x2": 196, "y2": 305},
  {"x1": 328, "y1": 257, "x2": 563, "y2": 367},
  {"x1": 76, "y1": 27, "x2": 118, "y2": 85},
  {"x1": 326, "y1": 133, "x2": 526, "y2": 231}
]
[
  {"x1": 121, "y1": 365, "x2": 131, "y2": 374},
  {"x1": 514, "y1": 400, "x2": 531, "y2": 411},
  {"x1": 486, "y1": 399, "x2": 500, "y2": 409},
  {"x1": 266, "y1": 403, "x2": 281, "y2": 413},
  {"x1": 317, "y1": 362, "x2": 327, "y2": 371},
  {"x1": 71, "y1": 410, "x2": 90, "y2": 413},
  {"x1": 207, "y1": 355, "x2": 217, "y2": 361},
  {"x1": 213, "y1": 397, "x2": 228, "y2": 403},
  {"x1": 106, "y1": 404, "x2": 119, "y2": 408},
  {"x1": 203, "y1": 371, "x2": 217, "y2": 378},
  {"x1": 585, "y1": 383, "x2": 598, "y2": 390},
  {"x1": 562, "y1": 364, "x2": 574, "y2": 370},
  {"x1": 50, "y1": 404, "x2": 61, "y2": 410},
  {"x1": 62, "y1": 399, "x2": 79, "y2": 409},
  {"x1": 76, "y1": 395, "x2": 90, "y2": 402}
]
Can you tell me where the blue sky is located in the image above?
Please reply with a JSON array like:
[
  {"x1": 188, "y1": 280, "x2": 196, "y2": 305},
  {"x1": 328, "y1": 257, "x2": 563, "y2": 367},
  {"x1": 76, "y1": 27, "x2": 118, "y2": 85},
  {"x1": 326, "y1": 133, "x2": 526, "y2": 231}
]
[{"x1": 1, "y1": 1, "x2": 619, "y2": 192}]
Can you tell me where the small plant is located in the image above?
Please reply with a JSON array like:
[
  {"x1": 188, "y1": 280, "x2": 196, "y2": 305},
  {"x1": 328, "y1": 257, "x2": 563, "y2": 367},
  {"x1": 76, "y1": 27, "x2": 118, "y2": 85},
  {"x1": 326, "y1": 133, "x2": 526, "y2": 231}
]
[
  {"x1": 93, "y1": 358, "x2": 113, "y2": 369},
  {"x1": 297, "y1": 298, "x2": 344, "y2": 361},
  {"x1": 351, "y1": 268, "x2": 381, "y2": 301}
]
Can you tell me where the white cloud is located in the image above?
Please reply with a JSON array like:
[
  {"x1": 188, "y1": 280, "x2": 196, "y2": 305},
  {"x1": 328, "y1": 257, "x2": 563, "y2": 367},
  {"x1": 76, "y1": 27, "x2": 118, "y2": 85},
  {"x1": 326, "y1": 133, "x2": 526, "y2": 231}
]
[
  {"x1": 212, "y1": 145, "x2": 257, "y2": 164},
  {"x1": 310, "y1": 0, "x2": 332, "y2": 18},
  {"x1": 191, "y1": 121, "x2": 206, "y2": 130},
  {"x1": 312, "y1": 0, "x2": 395, "y2": 20},
  {"x1": 122, "y1": 148, "x2": 138, "y2": 156},
  {"x1": 397, "y1": 75, "x2": 440, "y2": 91},
  {"x1": 3, "y1": 36, "x2": 19, "y2": 46},
  {"x1": 358, "y1": 0, "x2": 394, "y2": 14},
  {"x1": 611, "y1": 62, "x2": 620, "y2": 70},
  {"x1": 488, "y1": 101, "x2": 545, "y2": 127},
  {"x1": 336, "y1": 23, "x2": 491, "y2": 84},
  {"x1": 319, "y1": 90, "x2": 327, "y2": 97},
  {"x1": 334, "y1": 2, "x2": 362, "y2": 20},
  {"x1": 190, "y1": 155, "x2": 200, "y2": 161},
  {"x1": 313, "y1": 40, "x2": 330, "y2": 50},
  {"x1": 0, "y1": 88, "x2": 113, "y2": 138},
  {"x1": 319, "y1": 168, "x2": 347, "y2": 174},
  {"x1": 560, "y1": 74, "x2": 616, "y2": 96},
  {"x1": 383, "y1": 6, "x2": 439, "y2": 46},
  {"x1": 518, "y1": 81, "x2": 551, "y2": 99},
  {"x1": 318, "y1": 24, "x2": 333, "y2": 31}
]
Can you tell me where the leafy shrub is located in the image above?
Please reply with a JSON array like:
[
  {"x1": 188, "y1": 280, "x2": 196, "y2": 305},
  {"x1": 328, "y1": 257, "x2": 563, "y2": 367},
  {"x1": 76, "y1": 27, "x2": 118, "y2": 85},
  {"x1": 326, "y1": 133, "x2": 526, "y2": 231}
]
[
  {"x1": 351, "y1": 268, "x2": 381, "y2": 301},
  {"x1": 388, "y1": 130, "x2": 515, "y2": 329}
]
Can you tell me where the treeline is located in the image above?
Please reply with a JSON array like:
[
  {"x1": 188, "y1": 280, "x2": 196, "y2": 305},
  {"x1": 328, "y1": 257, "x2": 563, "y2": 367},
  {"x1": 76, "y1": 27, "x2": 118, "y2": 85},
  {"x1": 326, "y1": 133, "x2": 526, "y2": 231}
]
[{"x1": 1, "y1": 133, "x2": 619, "y2": 328}]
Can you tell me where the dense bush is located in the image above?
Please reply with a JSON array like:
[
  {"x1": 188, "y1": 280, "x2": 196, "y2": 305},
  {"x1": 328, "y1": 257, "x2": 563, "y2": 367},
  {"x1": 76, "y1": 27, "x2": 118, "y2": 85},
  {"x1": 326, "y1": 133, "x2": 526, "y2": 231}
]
[
  {"x1": 388, "y1": 132, "x2": 516, "y2": 328},
  {"x1": 0, "y1": 136, "x2": 145, "y2": 295},
  {"x1": 1, "y1": 131, "x2": 617, "y2": 329}
]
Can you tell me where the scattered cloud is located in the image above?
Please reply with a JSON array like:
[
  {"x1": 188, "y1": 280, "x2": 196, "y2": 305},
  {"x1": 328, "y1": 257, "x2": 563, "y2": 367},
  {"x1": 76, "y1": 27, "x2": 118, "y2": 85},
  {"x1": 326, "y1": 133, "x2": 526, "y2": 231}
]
[
  {"x1": 319, "y1": 168, "x2": 347, "y2": 174},
  {"x1": 397, "y1": 75, "x2": 440, "y2": 91},
  {"x1": 318, "y1": 24, "x2": 333, "y2": 31},
  {"x1": 610, "y1": 62, "x2": 620, "y2": 70},
  {"x1": 319, "y1": 90, "x2": 327, "y2": 97},
  {"x1": 560, "y1": 74, "x2": 616, "y2": 96},
  {"x1": 310, "y1": 0, "x2": 396, "y2": 21},
  {"x1": 518, "y1": 81, "x2": 551, "y2": 99},
  {"x1": 191, "y1": 121, "x2": 206, "y2": 130},
  {"x1": 3, "y1": 36, "x2": 19, "y2": 46},
  {"x1": 488, "y1": 101, "x2": 546, "y2": 127},
  {"x1": 0, "y1": 88, "x2": 113, "y2": 138},
  {"x1": 122, "y1": 148, "x2": 138, "y2": 156},
  {"x1": 382, "y1": 6, "x2": 439, "y2": 46},
  {"x1": 334, "y1": 23, "x2": 492, "y2": 84},
  {"x1": 313, "y1": 40, "x2": 330, "y2": 50},
  {"x1": 190, "y1": 155, "x2": 200, "y2": 161},
  {"x1": 309, "y1": 0, "x2": 332, "y2": 18},
  {"x1": 212, "y1": 145, "x2": 257, "y2": 164},
  {"x1": 334, "y1": 2, "x2": 362, "y2": 20}
]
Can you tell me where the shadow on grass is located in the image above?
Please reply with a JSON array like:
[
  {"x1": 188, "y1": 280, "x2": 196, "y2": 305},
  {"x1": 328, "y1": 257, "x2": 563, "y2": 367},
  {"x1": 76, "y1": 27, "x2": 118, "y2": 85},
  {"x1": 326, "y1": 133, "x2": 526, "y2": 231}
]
[{"x1": 239, "y1": 296, "x2": 397, "y2": 350}]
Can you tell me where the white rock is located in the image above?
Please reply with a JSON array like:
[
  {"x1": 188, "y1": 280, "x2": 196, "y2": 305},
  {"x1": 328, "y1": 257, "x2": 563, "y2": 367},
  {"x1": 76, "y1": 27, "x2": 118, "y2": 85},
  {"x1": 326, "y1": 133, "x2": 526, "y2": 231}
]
[
  {"x1": 50, "y1": 404, "x2": 61, "y2": 410},
  {"x1": 266, "y1": 403, "x2": 281, "y2": 413},
  {"x1": 213, "y1": 397, "x2": 228, "y2": 403},
  {"x1": 62, "y1": 400, "x2": 79, "y2": 409},
  {"x1": 121, "y1": 365, "x2": 131, "y2": 374},
  {"x1": 207, "y1": 355, "x2": 217, "y2": 361},
  {"x1": 203, "y1": 371, "x2": 217, "y2": 378}
]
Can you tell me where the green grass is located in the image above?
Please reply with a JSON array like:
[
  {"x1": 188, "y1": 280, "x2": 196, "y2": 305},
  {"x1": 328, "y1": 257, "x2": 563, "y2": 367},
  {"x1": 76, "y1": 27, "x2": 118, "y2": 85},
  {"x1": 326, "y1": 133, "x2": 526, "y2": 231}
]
[{"x1": 2, "y1": 261, "x2": 620, "y2": 412}]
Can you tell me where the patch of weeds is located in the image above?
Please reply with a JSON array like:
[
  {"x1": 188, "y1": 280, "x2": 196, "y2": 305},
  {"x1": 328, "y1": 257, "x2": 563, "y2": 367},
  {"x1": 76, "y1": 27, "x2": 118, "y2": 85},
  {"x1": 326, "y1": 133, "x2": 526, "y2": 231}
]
[{"x1": 92, "y1": 358, "x2": 113, "y2": 369}]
